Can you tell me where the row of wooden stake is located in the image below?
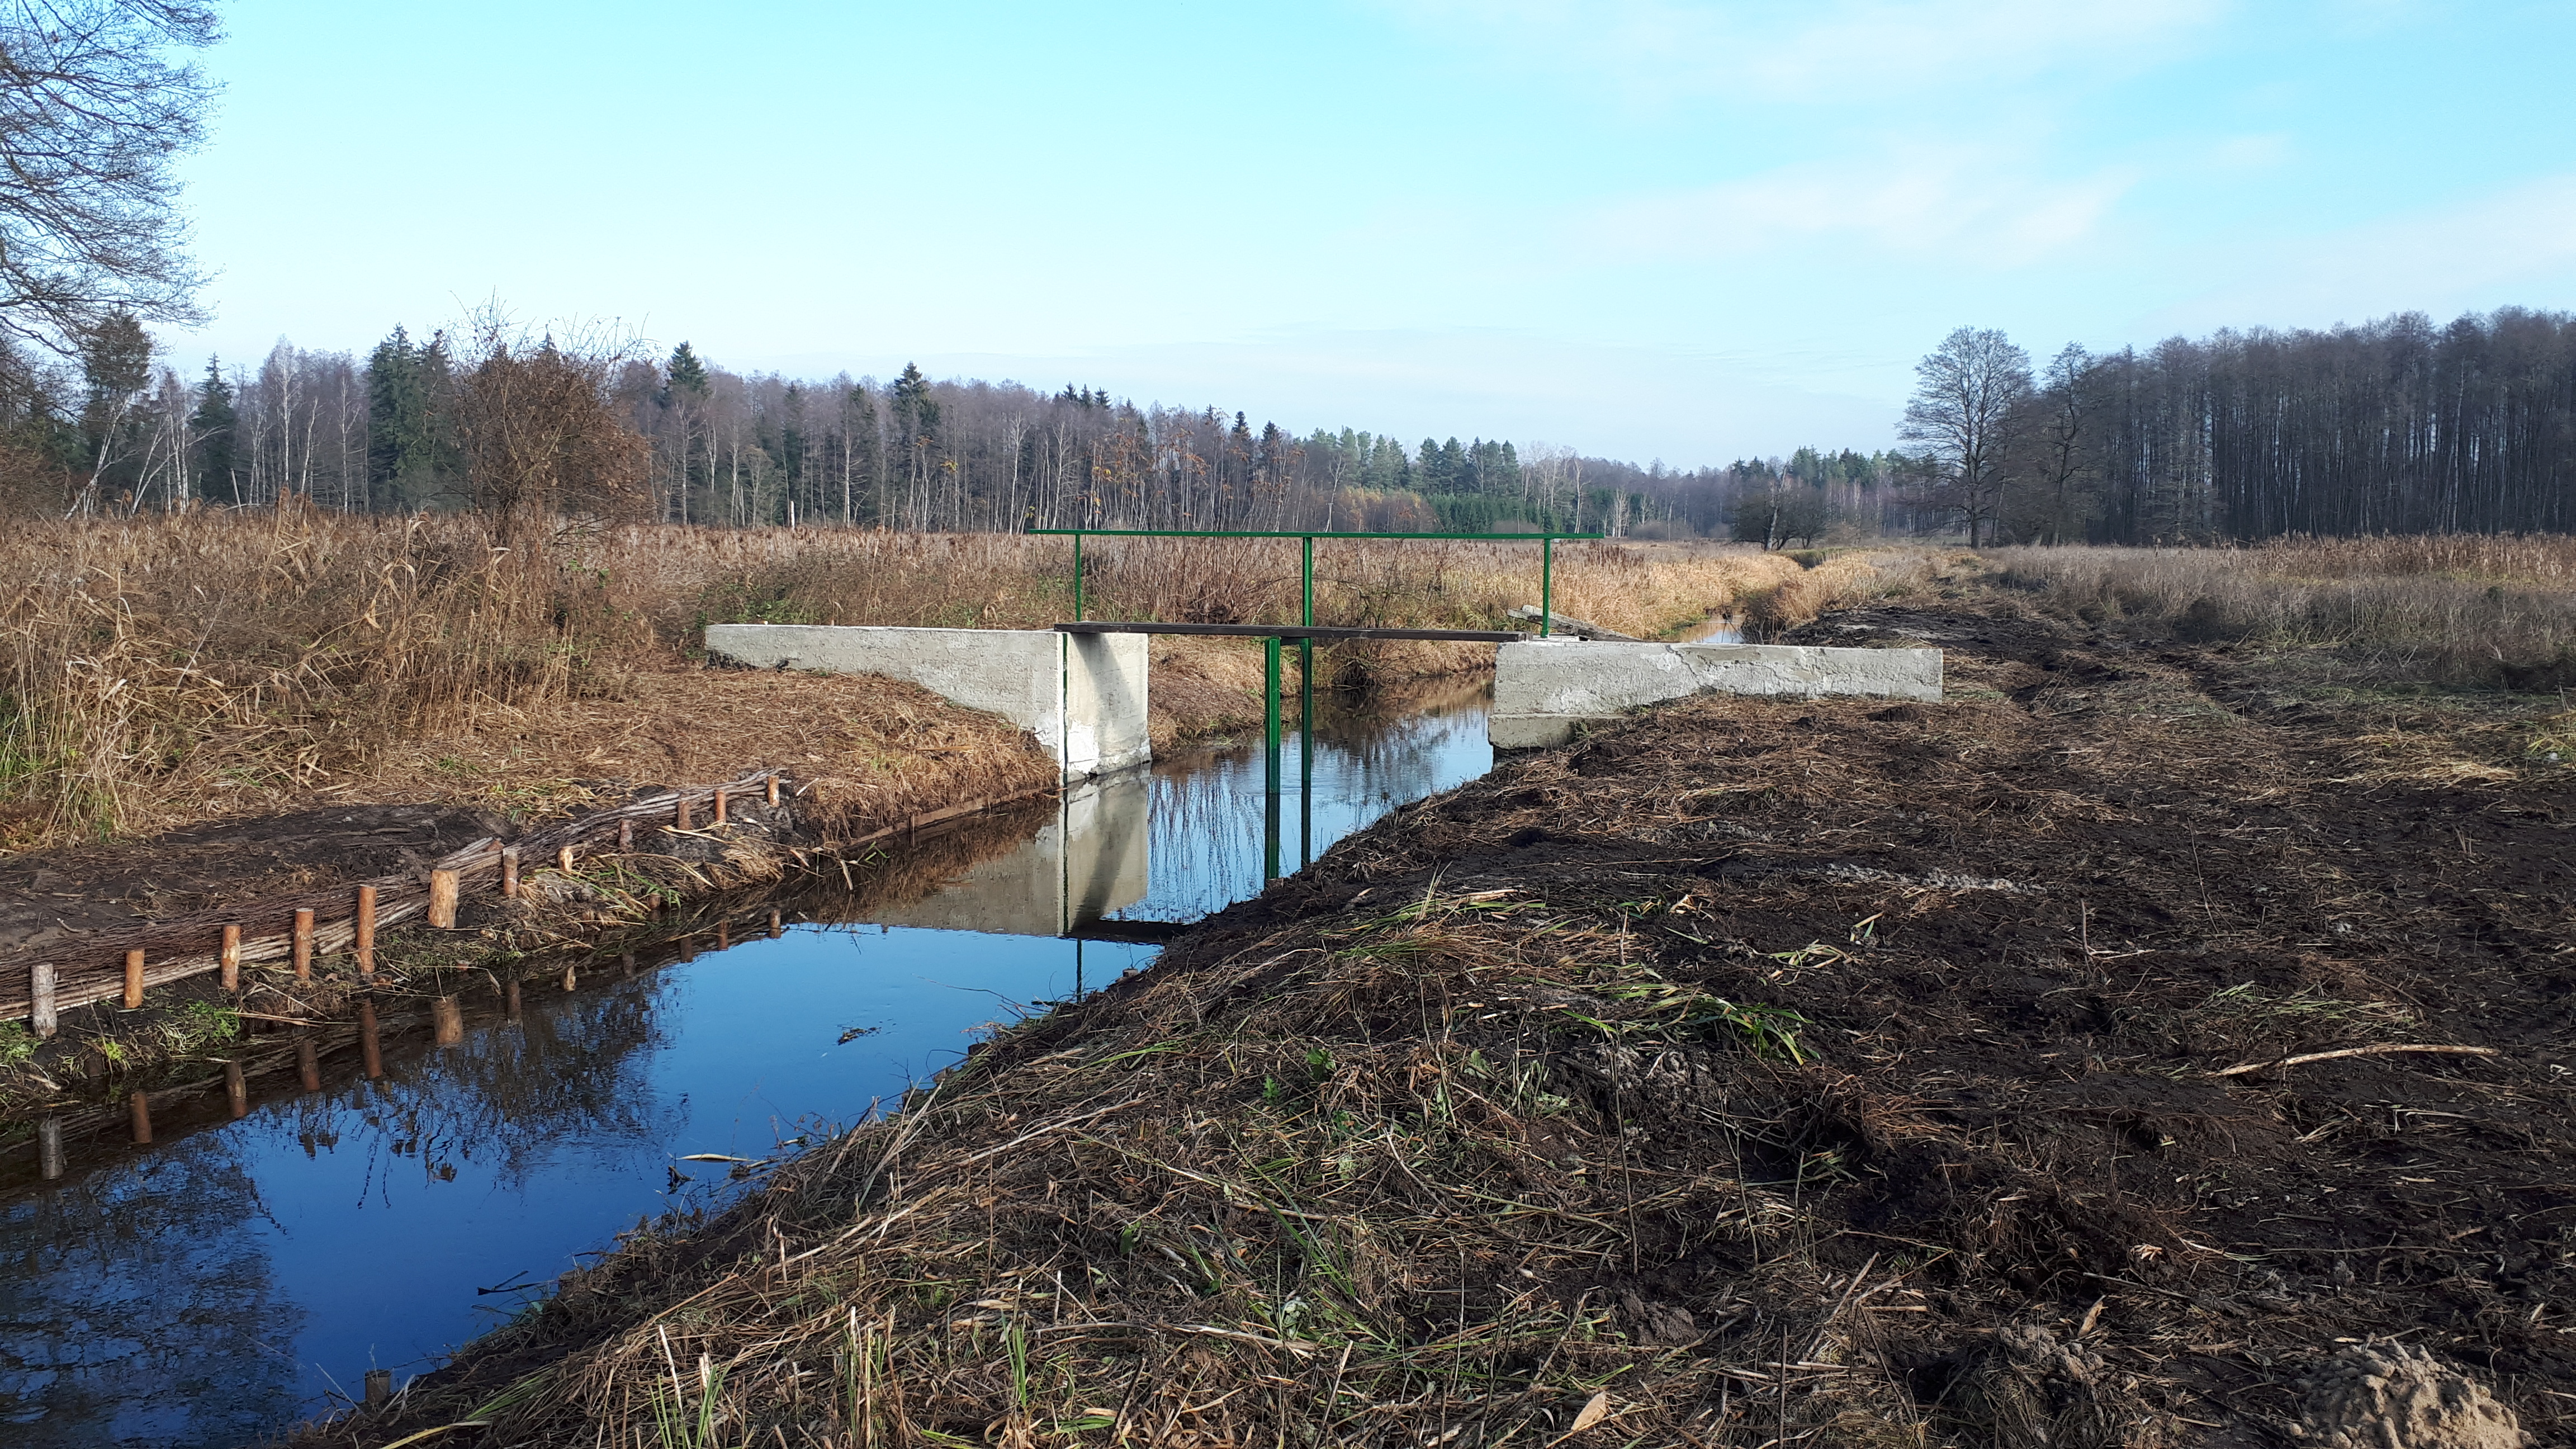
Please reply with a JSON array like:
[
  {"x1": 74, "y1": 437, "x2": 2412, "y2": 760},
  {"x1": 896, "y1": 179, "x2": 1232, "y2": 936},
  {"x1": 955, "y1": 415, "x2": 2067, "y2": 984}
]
[{"x1": 23, "y1": 774, "x2": 784, "y2": 1040}]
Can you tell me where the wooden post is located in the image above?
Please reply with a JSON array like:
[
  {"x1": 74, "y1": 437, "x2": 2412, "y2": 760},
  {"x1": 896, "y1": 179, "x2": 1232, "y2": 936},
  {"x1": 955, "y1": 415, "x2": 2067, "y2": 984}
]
[
  {"x1": 713, "y1": 788, "x2": 728, "y2": 826},
  {"x1": 716, "y1": 922, "x2": 730, "y2": 952},
  {"x1": 433, "y1": 995, "x2": 463, "y2": 1046},
  {"x1": 428, "y1": 869, "x2": 460, "y2": 929},
  {"x1": 768, "y1": 910, "x2": 782, "y2": 940},
  {"x1": 123, "y1": 949, "x2": 145, "y2": 1010},
  {"x1": 766, "y1": 773, "x2": 781, "y2": 807},
  {"x1": 558, "y1": 845, "x2": 575, "y2": 874},
  {"x1": 30, "y1": 962, "x2": 56, "y2": 1040},
  {"x1": 220, "y1": 925, "x2": 242, "y2": 992},
  {"x1": 561, "y1": 964, "x2": 576, "y2": 992},
  {"x1": 37, "y1": 1116, "x2": 62, "y2": 1180},
  {"x1": 129, "y1": 1090, "x2": 151, "y2": 1144},
  {"x1": 364, "y1": 1370, "x2": 392, "y2": 1409},
  {"x1": 618, "y1": 817, "x2": 634, "y2": 850},
  {"x1": 676, "y1": 795, "x2": 693, "y2": 830},
  {"x1": 358, "y1": 998, "x2": 383, "y2": 1079},
  {"x1": 225, "y1": 1059, "x2": 248, "y2": 1119},
  {"x1": 297, "y1": 1036, "x2": 320, "y2": 1092},
  {"x1": 505, "y1": 979, "x2": 522, "y2": 1020},
  {"x1": 621, "y1": 951, "x2": 636, "y2": 977},
  {"x1": 501, "y1": 847, "x2": 520, "y2": 899},
  {"x1": 356, "y1": 885, "x2": 377, "y2": 978},
  {"x1": 293, "y1": 908, "x2": 315, "y2": 981}
]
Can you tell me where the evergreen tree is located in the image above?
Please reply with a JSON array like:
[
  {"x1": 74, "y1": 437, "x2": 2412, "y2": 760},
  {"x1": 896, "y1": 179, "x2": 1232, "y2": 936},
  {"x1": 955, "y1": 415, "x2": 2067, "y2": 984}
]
[
  {"x1": 187, "y1": 356, "x2": 235, "y2": 503},
  {"x1": 662, "y1": 341, "x2": 710, "y2": 401},
  {"x1": 366, "y1": 325, "x2": 461, "y2": 509}
]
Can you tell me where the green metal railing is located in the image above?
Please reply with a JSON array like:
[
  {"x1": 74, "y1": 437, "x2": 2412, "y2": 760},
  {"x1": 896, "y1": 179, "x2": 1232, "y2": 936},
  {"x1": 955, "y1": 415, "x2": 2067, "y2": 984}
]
[{"x1": 1034, "y1": 527, "x2": 1600, "y2": 880}]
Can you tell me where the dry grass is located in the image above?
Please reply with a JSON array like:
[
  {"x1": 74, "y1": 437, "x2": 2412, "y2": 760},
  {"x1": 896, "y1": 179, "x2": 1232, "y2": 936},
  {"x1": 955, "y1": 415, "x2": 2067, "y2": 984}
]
[
  {"x1": 0, "y1": 513, "x2": 1793, "y2": 853},
  {"x1": 1984, "y1": 536, "x2": 2576, "y2": 690},
  {"x1": 1737, "y1": 547, "x2": 1949, "y2": 638}
]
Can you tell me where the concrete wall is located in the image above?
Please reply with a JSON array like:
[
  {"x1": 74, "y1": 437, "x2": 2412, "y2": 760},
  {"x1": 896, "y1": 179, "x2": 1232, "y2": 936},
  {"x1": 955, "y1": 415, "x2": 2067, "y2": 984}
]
[
  {"x1": 702, "y1": 624, "x2": 1150, "y2": 778},
  {"x1": 869, "y1": 771, "x2": 1150, "y2": 937},
  {"x1": 1490, "y1": 638, "x2": 1943, "y2": 748}
]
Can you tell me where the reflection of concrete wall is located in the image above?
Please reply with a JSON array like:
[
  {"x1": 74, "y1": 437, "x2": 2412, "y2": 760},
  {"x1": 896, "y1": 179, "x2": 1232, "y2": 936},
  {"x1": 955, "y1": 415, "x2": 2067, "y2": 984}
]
[
  {"x1": 869, "y1": 771, "x2": 1150, "y2": 937},
  {"x1": 703, "y1": 625, "x2": 1150, "y2": 778},
  {"x1": 1491, "y1": 639, "x2": 1943, "y2": 748}
]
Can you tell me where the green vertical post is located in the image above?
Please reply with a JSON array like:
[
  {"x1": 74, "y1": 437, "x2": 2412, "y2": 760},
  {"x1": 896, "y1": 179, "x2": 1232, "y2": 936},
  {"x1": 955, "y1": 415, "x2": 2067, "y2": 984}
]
[
  {"x1": 1072, "y1": 532, "x2": 1085, "y2": 622},
  {"x1": 1263, "y1": 634, "x2": 1282, "y2": 881},
  {"x1": 1299, "y1": 533, "x2": 1315, "y2": 868},
  {"x1": 1540, "y1": 536, "x2": 1553, "y2": 637}
]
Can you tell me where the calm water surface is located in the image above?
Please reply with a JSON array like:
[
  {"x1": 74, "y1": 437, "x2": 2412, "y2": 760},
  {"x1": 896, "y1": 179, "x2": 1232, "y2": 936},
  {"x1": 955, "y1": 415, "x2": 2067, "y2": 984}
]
[{"x1": 0, "y1": 688, "x2": 1493, "y2": 1447}]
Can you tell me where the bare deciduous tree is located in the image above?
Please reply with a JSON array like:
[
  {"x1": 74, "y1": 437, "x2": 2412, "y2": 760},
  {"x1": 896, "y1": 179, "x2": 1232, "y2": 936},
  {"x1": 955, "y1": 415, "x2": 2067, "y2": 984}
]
[
  {"x1": 0, "y1": 1, "x2": 220, "y2": 352},
  {"x1": 1901, "y1": 326, "x2": 2033, "y2": 546}
]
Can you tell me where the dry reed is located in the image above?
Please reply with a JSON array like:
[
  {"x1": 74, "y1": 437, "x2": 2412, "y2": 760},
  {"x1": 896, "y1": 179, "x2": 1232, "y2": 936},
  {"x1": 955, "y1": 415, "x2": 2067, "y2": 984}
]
[
  {"x1": 1737, "y1": 547, "x2": 1948, "y2": 637},
  {"x1": 1985, "y1": 536, "x2": 2576, "y2": 689}
]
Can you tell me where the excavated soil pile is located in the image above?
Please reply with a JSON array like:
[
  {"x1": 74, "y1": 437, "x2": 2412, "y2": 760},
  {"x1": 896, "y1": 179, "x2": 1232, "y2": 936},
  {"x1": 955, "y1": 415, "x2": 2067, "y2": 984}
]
[{"x1": 351, "y1": 601, "x2": 2574, "y2": 1448}]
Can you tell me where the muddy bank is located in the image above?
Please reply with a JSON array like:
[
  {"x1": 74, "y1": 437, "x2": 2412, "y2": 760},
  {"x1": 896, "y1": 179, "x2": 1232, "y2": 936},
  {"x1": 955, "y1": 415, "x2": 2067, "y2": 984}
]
[{"x1": 342, "y1": 591, "x2": 2574, "y2": 1448}]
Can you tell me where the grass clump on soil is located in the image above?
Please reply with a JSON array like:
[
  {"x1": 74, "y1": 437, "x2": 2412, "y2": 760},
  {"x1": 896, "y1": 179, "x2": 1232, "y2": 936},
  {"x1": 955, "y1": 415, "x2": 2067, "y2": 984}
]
[{"x1": 352, "y1": 590, "x2": 2576, "y2": 1447}]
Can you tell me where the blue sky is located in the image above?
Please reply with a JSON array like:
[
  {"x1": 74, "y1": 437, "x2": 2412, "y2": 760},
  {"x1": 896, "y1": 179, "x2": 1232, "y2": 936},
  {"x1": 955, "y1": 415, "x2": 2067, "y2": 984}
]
[{"x1": 171, "y1": 0, "x2": 2576, "y2": 466}]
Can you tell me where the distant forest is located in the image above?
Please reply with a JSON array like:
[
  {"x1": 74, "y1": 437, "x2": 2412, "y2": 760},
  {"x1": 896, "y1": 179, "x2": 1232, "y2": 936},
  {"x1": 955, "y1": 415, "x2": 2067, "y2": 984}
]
[{"x1": 6, "y1": 306, "x2": 2572, "y2": 544}]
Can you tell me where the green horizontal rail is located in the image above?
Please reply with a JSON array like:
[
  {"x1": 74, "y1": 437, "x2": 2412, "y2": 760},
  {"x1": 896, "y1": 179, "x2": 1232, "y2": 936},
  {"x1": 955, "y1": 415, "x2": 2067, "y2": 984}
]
[
  {"x1": 1029, "y1": 528, "x2": 1603, "y2": 541},
  {"x1": 1036, "y1": 527, "x2": 1602, "y2": 637}
]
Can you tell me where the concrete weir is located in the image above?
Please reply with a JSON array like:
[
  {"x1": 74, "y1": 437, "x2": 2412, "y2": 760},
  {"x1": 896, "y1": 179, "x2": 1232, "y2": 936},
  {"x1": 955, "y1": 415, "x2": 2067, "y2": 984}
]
[
  {"x1": 1490, "y1": 638, "x2": 1943, "y2": 748},
  {"x1": 703, "y1": 624, "x2": 1151, "y2": 778}
]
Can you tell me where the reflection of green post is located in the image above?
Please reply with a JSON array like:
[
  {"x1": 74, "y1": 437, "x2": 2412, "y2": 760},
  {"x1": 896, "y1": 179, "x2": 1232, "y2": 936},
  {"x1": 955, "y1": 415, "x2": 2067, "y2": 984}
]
[
  {"x1": 1299, "y1": 638, "x2": 1314, "y2": 868},
  {"x1": 1072, "y1": 531, "x2": 1085, "y2": 622},
  {"x1": 1263, "y1": 634, "x2": 1282, "y2": 881},
  {"x1": 1540, "y1": 535, "x2": 1553, "y2": 637}
]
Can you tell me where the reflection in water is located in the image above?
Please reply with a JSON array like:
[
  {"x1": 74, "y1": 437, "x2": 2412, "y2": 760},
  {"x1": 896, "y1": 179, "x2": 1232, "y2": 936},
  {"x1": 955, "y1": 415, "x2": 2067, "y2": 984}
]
[
  {"x1": 873, "y1": 771, "x2": 1151, "y2": 937},
  {"x1": 0, "y1": 692, "x2": 1494, "y2": 1447},
  {"x1": 0, "y1": 1132, "x2": 297, "y2": 1447},
  {"x1": 1126, "y1": 680, "x2": 1493, "y2": 922}
]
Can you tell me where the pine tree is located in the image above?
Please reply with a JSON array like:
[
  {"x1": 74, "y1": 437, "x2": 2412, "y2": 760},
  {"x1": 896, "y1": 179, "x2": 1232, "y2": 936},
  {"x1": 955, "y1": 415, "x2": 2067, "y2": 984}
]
[
  {"x1": 187, "y1": 357, "x2": 235, "y2": 503},
  {"x1": 367, "y1": 325, "x2": 462, "y2": 509},
  {"x1": 663, "y1": 341, "x2": 710, "y2": 401}
]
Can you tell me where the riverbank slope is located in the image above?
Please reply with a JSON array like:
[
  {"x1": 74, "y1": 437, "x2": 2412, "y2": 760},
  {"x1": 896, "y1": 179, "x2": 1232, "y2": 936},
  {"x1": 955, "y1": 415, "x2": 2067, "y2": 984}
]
[{"x1": 345, "y1": 576, "x2": 2576, "y2": 1446}]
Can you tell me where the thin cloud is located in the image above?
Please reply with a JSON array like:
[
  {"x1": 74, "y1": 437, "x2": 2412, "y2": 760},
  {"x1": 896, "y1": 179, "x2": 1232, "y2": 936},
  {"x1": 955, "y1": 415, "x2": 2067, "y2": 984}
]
[
  {"x1": 2152, "y1": 172, "x2": 2576, "y2": 334},
  {"x1": 1379, "y1": 0, "x2": 2228, "y2": 104},
  {"x1": 1576, "y1": 146, "x2": 2138, "y2": 267}
]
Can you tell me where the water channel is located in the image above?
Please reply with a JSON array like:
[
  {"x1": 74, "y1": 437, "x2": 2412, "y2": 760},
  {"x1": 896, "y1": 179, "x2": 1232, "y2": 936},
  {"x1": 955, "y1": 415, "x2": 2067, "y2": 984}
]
[{"x1": 0, "y1": 683, "x2": 1498, "y2": 1448}]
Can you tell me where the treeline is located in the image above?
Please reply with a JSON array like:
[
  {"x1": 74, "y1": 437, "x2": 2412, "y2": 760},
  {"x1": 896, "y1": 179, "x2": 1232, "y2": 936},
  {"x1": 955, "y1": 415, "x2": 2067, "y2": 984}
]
[
  {"x1": 1900, "y1": 307, "x2": 2576, "y2": 544},
  {"x1": 11, "y1": 306, "x2": 2570, "y2": 545},
  {"x1": 4, "y1": 326, "x2": 1712, "y2": 536}
]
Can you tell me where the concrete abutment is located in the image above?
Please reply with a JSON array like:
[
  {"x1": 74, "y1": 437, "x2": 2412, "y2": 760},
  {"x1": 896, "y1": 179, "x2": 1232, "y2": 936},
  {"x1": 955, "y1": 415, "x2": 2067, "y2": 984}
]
[
  {"x1": 1489, "y1": 638, "x2": 1943, "y2": 747},
  {"x1": 703, "y1": 624, "x2": 1152, "y2": 778}
]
